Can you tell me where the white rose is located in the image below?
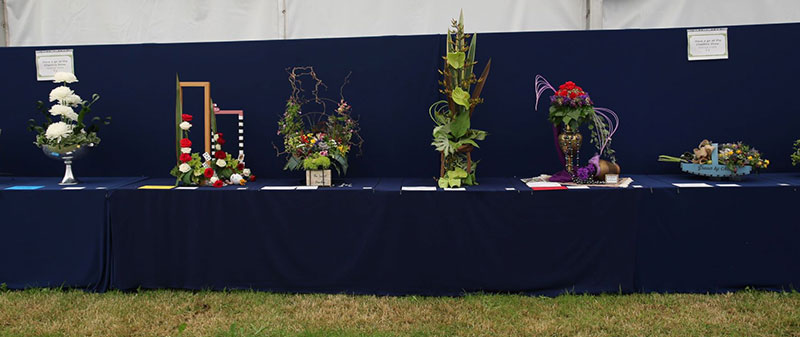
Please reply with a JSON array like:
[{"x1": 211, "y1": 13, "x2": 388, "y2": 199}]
[
  {"x1": 179, "y1": 121, "x2": 192, "y2": 130},
  {"x1": 216, "y1": 159, "x2": 226, "y2": 167},
  {"x1": 242, "y1": 168, "x2": 251, "y2": 176},
  {"x1": 44, "y1": 122, "x2": 73, "y2": 142},
  {"x1": 210, "y1": 176, "x2": 219, "y2": 183},
  {"x1": 178, "y1": 163, "x2": 191, "y2": 173},
  {"x1": 64, "y1": 94, "x2": 82, "y2": 107},
  {"x1": 213, "y1": 134, "x2": 219, "y2": 141},
  {"x1": 49, "y1": 86, "x2": 74, "y2": 102},
  {"x1": 180, "y1": 147, "x2": 192, "y2": 154},
  {"x1": 215, "y1": 144, "x2": 221, "y2": 151},
  {"x1": 49, "y1": 104, "x2": 78, "y2": 121},
  {"x1": 53, "y1": 72, "x2": 78, "y2": 84}
]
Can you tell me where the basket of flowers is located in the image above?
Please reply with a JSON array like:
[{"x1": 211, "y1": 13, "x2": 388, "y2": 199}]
[{"x1": 659, "y1": 140, "x2": 768, "y2": 178}]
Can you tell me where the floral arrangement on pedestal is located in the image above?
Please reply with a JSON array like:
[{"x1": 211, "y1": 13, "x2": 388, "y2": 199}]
[
  {"x1": 169, "y1": 77, "x2": 254, "y2": 187},
  {"x1": 534, "y1": 76, "x2": 619, "y2": 183},
  {"x1": 28, "y1": 72, "x2": 110, "y2": 151},
  {"x1": 792, "y1": 139, "x2": 800, "y2": 167},
  {"x1": 659, "y1": 140, "x2": 768, "y2": 177},
  {"x1": 430, "y1": 11, "x2": 491, "y2": 188},
  {"x1": 275, "y1": 66, "x2": 363, "y2": 181},
  {"x1": 28, "y1": 72, "x2": 111, "y2": 184}
]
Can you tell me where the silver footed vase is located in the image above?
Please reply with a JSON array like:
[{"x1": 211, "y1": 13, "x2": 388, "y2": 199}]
[{"x1": 42, "y1": 144, "x2": 92, "y2": 185}]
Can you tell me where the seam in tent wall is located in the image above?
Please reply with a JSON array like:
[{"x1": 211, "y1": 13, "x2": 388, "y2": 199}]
[{"x1": 1, "y1": 0, "x2": 8, "y2": 46}]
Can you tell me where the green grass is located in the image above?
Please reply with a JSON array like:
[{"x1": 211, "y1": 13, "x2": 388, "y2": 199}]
[{"x1": 0, "y1": 288, "x2": 798, "y2": 336}]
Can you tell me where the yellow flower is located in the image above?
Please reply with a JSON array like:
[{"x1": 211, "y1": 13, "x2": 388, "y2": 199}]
[
  {"x1": 765, "y1": 159, "x2": 770, "y2": 164},
  {"x1": 310, "y1": 139, "x2": 317, "y2": 144},
  {"x1": 747, "y1": 156, "x2": 753, "y2": 160},
  {"x1": 736, "y1": 150, "x2": 742, "y2": 154}
]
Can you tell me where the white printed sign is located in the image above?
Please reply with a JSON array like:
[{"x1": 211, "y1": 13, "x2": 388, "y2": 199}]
[
  {"x1": 687, "y1": 28, "x2": 728, "y2": 61},
  {"x1": 35, "y1": 49, "x2": 75, "y2": 81}
]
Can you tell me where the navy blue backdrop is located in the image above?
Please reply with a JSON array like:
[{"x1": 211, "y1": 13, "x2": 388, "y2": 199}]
[{"x1": 1, "y1": 23, "x2": 799, "y2": 178}]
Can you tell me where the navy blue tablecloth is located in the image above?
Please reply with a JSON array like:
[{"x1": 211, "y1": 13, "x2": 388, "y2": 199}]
[
  {"x1": 109, "y1": 177, "x2": 641, "y2": 295},
  {"x1": 0, "y1": 177, "x2": 145, "y2": 290}
]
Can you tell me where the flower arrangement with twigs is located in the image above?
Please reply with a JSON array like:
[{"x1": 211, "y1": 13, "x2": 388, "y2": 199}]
[
  {"x1": 430, "y1": 11, "x2": 491, "y2": 188},
  {"x1": 792, "y1": 140, "x2": 800, "y2": 166},
  {"x1": 536, "y1": 77, "x2": 618, "y2": 163},
  {"x1": 169, "y1": 76, "x2": 254, "y2": 187},
  {"x1": 28, "y1": 72, "x2": 111, "y2": 151},
  {"x1": 275, "y1": 66, "x2": 363, "y2": 175},
  {"x1": 659, "y1": 140, "x2": 769, "y2": 172}
]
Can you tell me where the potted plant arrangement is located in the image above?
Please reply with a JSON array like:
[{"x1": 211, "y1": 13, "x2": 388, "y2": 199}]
[
  {"x1": 276, "y1": 66, "x2": 363, "y2": 186},
  {"x1": 169, "y1": 76, "x2": 254, "y2": 187},
  {"x1": 430, "y1": 11, "x2": 491, "y2": 188},
  {"x1": 28, "y1": 72, "x2": 111, "y2": 184},
  {"x1": 534, "y1": 75, "x2": 619, "y2": 183},
  {"x1": 659, "y1": 140, "x2": 769, "y2": 178}
]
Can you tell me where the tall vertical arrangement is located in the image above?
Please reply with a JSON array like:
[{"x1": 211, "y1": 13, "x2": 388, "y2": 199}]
[{"x1": 430, "y1": 11, "x2": 491, "y2": 188}]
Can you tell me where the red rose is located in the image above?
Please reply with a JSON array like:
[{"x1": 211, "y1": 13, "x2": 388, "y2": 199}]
[
  {"x1": 180, "y1": 138, "x2": 191, "y2": 148},
  {"x1": 249, "y1": 175, "x2": 256, "y2": 182},
  {"x1": 203, "y1": 167, "x2": 214, "y2": 178},
  {"x1": 182, "y1": 114, "x2": 193, "y2": 122},
  {"x1": 214, "y1": 151, "x2": 227, "y2": 159},
  {"x1": 179, "y1": 153, "x2": 191, "y2": 163},
  {"x1": 569, "y1": 92, "x2": 578, "y2": 99},
  {"x1": 218, "y1": 138, "x2": 226, "y2": 145},
  {"x1": 237, "y1": 163, "x2": 244, "y2": 171},
  {"x1": 217, "y1": 132, "x2": 223, "y2": 137},
  {"x1": 558, "y1": 90, "x2": 567, "y2": 97},
  {"x1": 213, "y1": 180, "x2": 223, "y2": 188}
]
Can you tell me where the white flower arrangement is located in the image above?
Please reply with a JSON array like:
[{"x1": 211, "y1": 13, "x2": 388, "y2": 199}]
[{"x1": 30, "y1": 72, "x2": 109, "y2": 151}]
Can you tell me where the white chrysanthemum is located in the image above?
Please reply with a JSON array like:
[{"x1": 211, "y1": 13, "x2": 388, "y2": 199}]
[
  {"x1": 242, "y1": 168, "x2": 251, "y2": 176},
  {"x1": 180, "y1": 147, "x2": 192, "y2": 154},
  {"x1": 179, "y1": 163, "x2": 191, "y2": 173},
  {"x1": 179, "y1": 121, "x2": 192, "y2": 130},
  {"x1": 53, "y1": 72, "x2": 78, "y2": 84},
  {"x1": 44, "y1": 122, "x2": 73, "y2": 142},
  {"x1": 49, "y1": 86, "x2": 74, "y2": 102},
  {"x1": 216, "y1": 159, "x2": 227, "y2": 167},
  {"x1": 49, "y1": 104, "x2": 78, "y2": 121},
  {"x1": 64, "y1": 94, "x2": 82, "y2": 107}
]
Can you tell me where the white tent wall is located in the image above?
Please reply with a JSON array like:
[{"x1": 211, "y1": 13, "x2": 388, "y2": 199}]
[
  {"x1": 4, "y1": 0, "x2": 282, "y2": 46},
  {"x1": 284, "y1": 0, "x2": 587, "y2": 39},
  {"x1": 3, "y1": 1, "x2": 800, "y2": 46},
  {"x1": 602, "y1": 0, "x2": 800, "y2": 29}
]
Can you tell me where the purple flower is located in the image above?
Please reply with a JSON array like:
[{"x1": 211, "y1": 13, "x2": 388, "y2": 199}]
[{"x1": 577, "y1": 167, "x2": 590, "y2": 180}]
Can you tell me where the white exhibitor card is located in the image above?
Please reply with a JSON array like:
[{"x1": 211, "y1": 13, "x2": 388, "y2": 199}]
[
  {"x1": 35, "y1": 49, "x2": 75, "y2": 81},
  {"x1": 687, "y1": 28, "x2": 728, "y2": 61}
]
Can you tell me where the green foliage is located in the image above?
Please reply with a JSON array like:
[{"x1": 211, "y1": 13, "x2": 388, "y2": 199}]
[
  {"x1": 431, "y1": 12, "x2": 490, "y2": 187},
  {"x1": 548, "y1": 105, "x2": 594, "y2": 132},
  {"x1": 303, "y1": 155, "x2": 331, "y2": 170},
  {"x1": 792, "y1": 139, "x2": 800, "y2": 166},
  {"x1": 446, "y1": 52, "x2": 465, "y2": 69}
]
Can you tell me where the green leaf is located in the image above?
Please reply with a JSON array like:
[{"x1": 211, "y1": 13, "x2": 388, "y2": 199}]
[
  {"x1": 438, "y1": 178, "x2": 449, "y2": 188},
  {"x1": 466, "y1": 33, "x2": 477, "y2": 77},
  {"x1": 457, "y1": 138, "x2": 479, "y2": 148},
  {"x1": 446, "y1": 52, "x2": 465, "y2": 69},
  {"x1": 284, "y1": 156, "x2": 302, "y2": 171},
  {"x1": 332, "y1": 153, "x2": 348, "y2": 175},
  {"x1": 175, "y1": 74, "x2": 182, "y2": 161},
  {"x1": 448, "y1": 177, "x2": 462, "y2": 187},
  {"x1": 450, "y1": 110, "x2": 470, "y2": 139},
  {"x1": 447, "y1": 167, "x2": 468, "y2": 179},
  {"x1": 451, "y1": 87, "x2": 470, "y2": 108}
]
